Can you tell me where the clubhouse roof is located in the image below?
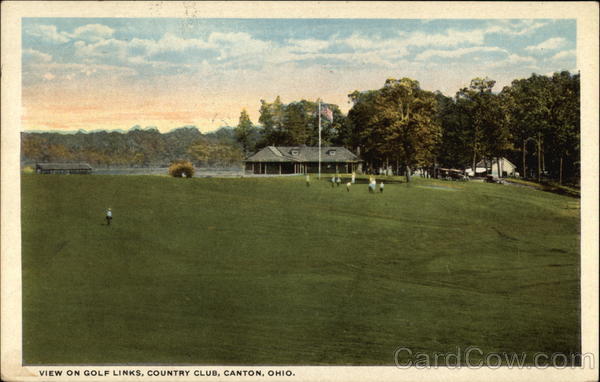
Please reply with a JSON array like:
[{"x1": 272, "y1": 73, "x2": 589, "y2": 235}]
[{"x1": 244, "y1": 146, "x2": 362, "y2": 174}]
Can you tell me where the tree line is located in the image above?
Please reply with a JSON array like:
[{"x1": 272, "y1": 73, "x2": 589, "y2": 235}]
[
  {"x1": 21, "y1": 126, "x2": 244, "y2": 167},
  {"x1": 235, "y1": 71, "x2": 579, "y2": 184},
  {"x1": 22, "y1": 71, "x2": 579, "y2": 184}
]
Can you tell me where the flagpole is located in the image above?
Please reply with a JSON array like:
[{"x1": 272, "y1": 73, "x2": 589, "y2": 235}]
[{"x1": 318, "y1": 99, "x2": 322, "y2": 179}]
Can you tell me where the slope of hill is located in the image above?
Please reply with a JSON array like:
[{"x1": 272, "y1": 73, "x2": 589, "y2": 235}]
[{"x1": 21, "y1": 175, "x2": 580, "y2": 365}]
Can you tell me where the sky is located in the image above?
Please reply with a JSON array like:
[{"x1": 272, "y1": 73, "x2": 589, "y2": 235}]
[{"x1": 22, "y1": 18, "x2": 577, "y2": 133}]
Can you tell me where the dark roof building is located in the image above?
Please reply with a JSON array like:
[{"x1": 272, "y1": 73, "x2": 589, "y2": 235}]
[
  {"x1": 244, "y1": 146, "x2": 361, "y2": 174},
  {"x1": 36, "y1": 162, "x2": 93, "y2": 175}
]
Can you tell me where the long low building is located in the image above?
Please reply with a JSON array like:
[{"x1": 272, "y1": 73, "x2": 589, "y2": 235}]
[
  {"x1": 244, "y1": 146, "x2": 362, "y2": 175},
  {"x1": 36, "y1": 162, "x2": 93, "y2": 174}
]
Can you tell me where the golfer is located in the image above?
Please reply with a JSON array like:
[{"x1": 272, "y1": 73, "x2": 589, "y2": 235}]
[{"x1": 106, "y1": 208, "x2": 112, "y2": 225}]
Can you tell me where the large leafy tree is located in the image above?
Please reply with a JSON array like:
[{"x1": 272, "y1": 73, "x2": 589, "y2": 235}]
[
  {"x1": 348, "y1": 78, "x2": 441, "y2": 181},
  {"x1": 345, "y1": 90, "x2": 379, "y2": 165},
  {"x1": 502, "y1": 75, "x2": 551, "y2": 180},
  {"x1": 547, "y1": 71, "x2": 580, "y2": 184},
  {"x1": 257, "y1": 97, "x2": 343, "y2": 147},
  {"x1": 435, "y1": 91, "x2": 472, "y2": 170},
  {"x1": 456, "y1": 77, "x2": 511, "y2": 175}
]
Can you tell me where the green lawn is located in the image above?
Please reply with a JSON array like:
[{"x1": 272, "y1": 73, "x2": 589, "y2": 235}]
[{"x1": 21, "y1": 174, "x2": 580, "y2": 365}]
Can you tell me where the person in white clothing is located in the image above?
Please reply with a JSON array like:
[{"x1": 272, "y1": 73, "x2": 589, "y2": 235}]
[
  {"x1": 379, "y1": 182, "x2": 384, "y2": 193},
  {"x1": 106, "y1": 208, "x2": 113, "y2": 225}
]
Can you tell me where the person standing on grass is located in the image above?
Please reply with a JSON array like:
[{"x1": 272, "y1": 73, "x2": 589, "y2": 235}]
[
  {"x1": 106, "y1": 208, "x2": 112, "y2": 225},
  {"x1": 351, "y1": 172, "x2": 356, "y2": 184},
  {"x1": 369, "y1": 177, "x2": 375, "y2": 193},
  {"x1": 380, "y1": 181, "x2": 385, "y2": 193},
  {"x1": 331, "y1": 176, "x2": 335, "y2": 188},
  {"x1": 306, "y1": 174, "x2": 310, "y2": 187},
  {"x1": 336, "y1": 175, "x2": 341, "y2": 187},
  {"x1": 346, "y1": 182, "x2": 351, "y2": 192}
]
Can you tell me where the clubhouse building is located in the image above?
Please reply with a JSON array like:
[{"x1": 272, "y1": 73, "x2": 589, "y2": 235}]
[{"x1": 244, "y1": 146, "x2": 362, "y2": 175}]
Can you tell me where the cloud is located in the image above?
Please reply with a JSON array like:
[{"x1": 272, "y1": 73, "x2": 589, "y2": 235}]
[
  {"x1": 484, "y1": 20, "x2": 550, "y2": 36},
  {"x1": 415, "y1": 46, "x2": 507, "y2": 60},
  {"x1": 486, "y1": 53, "x2": 537, "y2": 68},
  {"x1": 525, "y1": 37, "x2": 567, "y2": 52},
  {"x1": 287, "y1": 38, "x2": 330, "y2": 53},
  {"x1": 26, "y1": 24, "x2": 70, "y2": 43},
  {"x1": 71, "y1": 24, "x2": 115, "y2": 42},
  {"x1": 23, "y1": 48, "x2": 52, "y2": 63},
  {"x1": 403, "y1": 29, "x2": 485, "y2": 47},
  {"x1": 273, "y1": 28, "x2": 486, "y2": 67},
  {"x1": 26, "y1": 62, "x2": 138, "y2": 81},
  {"x1": 551, "y1": 49, "x2": 576, "y2": 60},
  {"x1": 74, "y1": 38, "x2": 131, "y2": 62},
  {"x1": 74, "y1": 32, "x2": 240, "y2": 64},
  {"x1": 505, "y1": 53, "x2": 536, "y2": 64}
]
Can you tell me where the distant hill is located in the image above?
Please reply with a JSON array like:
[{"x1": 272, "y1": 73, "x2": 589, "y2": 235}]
[{"x1": 21, "y1": 126, "x2": 243, "y2": 167}]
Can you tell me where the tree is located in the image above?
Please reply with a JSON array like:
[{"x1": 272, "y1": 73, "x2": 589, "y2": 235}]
[
  {"x1": 503, "y1": 74, "x2": 553, "y2": 181},
  {"x1": 347, "y1": 78, "x2": 441, "y2": 180},
  {"x1": 377, "y1": 78, "x2": 441, "y2": 181},
  {"x1": 435, "y1": 92, "x2": 472, "y2": 171},
  {"x1": 257, "y1": 96, "x2": 285, "y2": 147},
  {"x1": 256, "y1": 97, "x2": 343, "y2": 148},
  {"x1": 456, "y1": 77, "x2": 501, "y2": 176},
  {"x1": 547, "y1": 71, "x2": 580, "y2": 184},
  {"x1": 345, "y1": 90, "x2": 380, "y2": 169},
  {"x1": 482, "y1": 92, "x2": 512, "y2": 177},
  {"x1": 235, "y1": 109, "x2": 254, "y2": 155},
  {"x1": 282, "y1": 101, "x2": 310, "y2": 145}
]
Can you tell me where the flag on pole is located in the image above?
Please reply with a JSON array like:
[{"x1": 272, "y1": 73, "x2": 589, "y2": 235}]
[{"x1": 320, "y1": 104, "x2": 333, "y2": 122}]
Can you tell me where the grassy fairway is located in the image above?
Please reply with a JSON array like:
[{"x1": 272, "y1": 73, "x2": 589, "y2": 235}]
[{"x1": 21, "y1": 174, "x2": 580, "y2": 365}]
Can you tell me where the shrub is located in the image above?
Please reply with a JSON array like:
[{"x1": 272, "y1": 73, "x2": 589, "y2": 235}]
[
  {"x1": 22, "y1": 166, "x2": 35, "y2": 174},
  {"x1": 168, "y1": 160, "x2": 195, "y2": 178}
]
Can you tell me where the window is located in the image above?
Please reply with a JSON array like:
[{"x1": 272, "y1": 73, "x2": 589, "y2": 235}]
[
  {"x1": 327, "y1": 149, "x2": 336, "y2": 156},
  {"x1": 290, "y1": 149, "x2": 299, "y2": 155}
]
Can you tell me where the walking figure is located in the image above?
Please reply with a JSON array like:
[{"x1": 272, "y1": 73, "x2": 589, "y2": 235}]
[
  {"x1": 346, "y1": 182, "x2": 351, "y2": 192},
  {"x1": 306, "y1": 174, "x2": 310, "y2": 187},
  {"x1": 351, "y1": 172, "x2": 356, "y2": 184},
  {"x1": 336, "y1": 176, "x2": 341, "y2": 187},
  {"x1": 379, "y1": 181, "x2": 385, "y2": 193},
  {"x1": 369, "y1": 177, "x2": 376, "y2": 193},
  {"x1": 106, "y1": 208, "x2": 112, "y2": 225},
  {"x1": 331, "y1": 176, "x2": 335, "y2": 188}
]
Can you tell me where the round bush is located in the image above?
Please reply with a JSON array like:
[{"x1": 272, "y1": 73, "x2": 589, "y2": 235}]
[{"x1": 169, "y1": 161, "x2": 195, "y2": 178}]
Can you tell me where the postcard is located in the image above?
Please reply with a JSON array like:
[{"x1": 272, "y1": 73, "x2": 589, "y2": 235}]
[{"x1": 1, "y1": 2, "x2": 598, "y2": 381}]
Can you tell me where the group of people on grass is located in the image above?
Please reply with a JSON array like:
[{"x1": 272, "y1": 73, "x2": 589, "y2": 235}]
[
  {"x1": 369, "y1": 176, "x2": 384, "y2": 193},
  {"x1": 305, "y1": 172, "x2": 384, "y2": 193}
]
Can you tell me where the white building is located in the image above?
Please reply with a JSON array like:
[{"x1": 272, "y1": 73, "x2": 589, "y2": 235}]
[{"x1": 466, "y1": 157, "x2": 518, "y2": 177}]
